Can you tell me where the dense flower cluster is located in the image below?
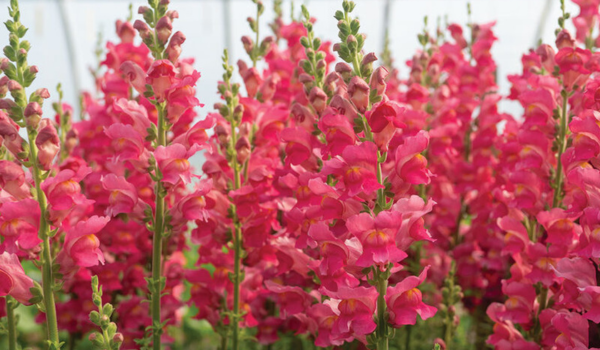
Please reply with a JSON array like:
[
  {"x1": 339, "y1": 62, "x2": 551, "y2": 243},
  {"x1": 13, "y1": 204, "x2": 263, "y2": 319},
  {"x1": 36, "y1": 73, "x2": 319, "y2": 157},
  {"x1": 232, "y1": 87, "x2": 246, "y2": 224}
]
[{"x1": 3, "y1": 0, "x2": 600, "y2": 349}]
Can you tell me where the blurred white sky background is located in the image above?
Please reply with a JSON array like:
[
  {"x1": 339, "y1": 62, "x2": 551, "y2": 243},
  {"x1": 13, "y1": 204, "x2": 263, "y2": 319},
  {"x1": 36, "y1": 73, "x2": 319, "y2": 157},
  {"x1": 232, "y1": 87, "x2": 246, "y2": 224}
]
[{"x1": 0, "y1": 0, "x2": 580, "y2": 120}]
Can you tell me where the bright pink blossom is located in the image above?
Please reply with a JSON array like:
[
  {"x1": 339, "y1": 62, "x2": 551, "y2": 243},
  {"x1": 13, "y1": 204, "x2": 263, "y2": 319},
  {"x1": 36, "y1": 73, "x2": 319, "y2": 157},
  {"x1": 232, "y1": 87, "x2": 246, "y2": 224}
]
[
  {"x1": 385, "y1": 266, "x2": 437, "y2": 326},
  {"x1": 0, "y1": 252, "x2": 35, "y2": 304}
]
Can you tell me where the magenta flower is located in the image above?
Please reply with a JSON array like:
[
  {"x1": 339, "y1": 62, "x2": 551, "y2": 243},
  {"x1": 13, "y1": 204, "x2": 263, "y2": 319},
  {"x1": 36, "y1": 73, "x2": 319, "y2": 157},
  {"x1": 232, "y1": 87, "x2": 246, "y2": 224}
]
[
  {"x1": 264, "y1": 280, "x2": 314, "y2": 316},
  {"x1": 55, "y1": 216, "x2": 110, "y2": 275},
  {"x1": 154, "y1": 144, "x2": 199, "y2": 185},
  {"x1": 346, "y1": 211, "x2": 407, "y2": 267},
  {"x1": 101, "y1": 174, "x2": 139, "y2": 217},
  {"x1": 0, "y1": 160, "x2": 30, "y2": 199},
  {"x1": 395, "y1": 131, "x2": 432, "y2": 185},
  {"x1": 322, "y1": 141, "x2": 384, "y2": 197},
  {"x1": 0, "y1": 252, "x2": 35, "y2": 305},
  {"x1": 146, "y1": 59, "x2": 177, "y2": 101},
  {"x1": 0, "y1": 199, "x2": 41, "y2": 251},
  {"x1": 324, "y1": 285, "x2": 378, "y2": 341},
  {"x1": 318, "y1": 112, "x2": 357, "y2": 157},
  {"x1": 385, "y1": 266, "x2": 437, "y2": 326}
]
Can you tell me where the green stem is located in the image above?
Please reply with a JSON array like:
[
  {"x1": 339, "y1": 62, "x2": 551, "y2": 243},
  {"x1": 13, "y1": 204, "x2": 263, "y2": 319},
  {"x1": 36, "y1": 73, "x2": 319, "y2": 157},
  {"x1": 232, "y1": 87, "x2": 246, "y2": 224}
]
[
  {"x1": 26, "y1": 122, "x2": 59, "y2": 346},
  {"x1": 375, "y1": 271, "x2": 389, "y2": 350},
  {"x1": 229, "y1": 105, "x2": 243, "y2": 350},
  {"x1": 552, "y1": 90, "x2": 568, "y2": 208},
  {"x1": 6, "y1": 296, "x2": 17, "y2": 350},
  {"x1": 220, "y1": 333, "x2": 228, "y2": 350},
  {"x1": 152, "y1": 105, "x2": 167, "y2": 350},
  {"x1": 404, "y1": 325, "x2": 412, "y2": 350},
  {"x1": 252, "y1": 4, "x2": 260, "y2": 68}
]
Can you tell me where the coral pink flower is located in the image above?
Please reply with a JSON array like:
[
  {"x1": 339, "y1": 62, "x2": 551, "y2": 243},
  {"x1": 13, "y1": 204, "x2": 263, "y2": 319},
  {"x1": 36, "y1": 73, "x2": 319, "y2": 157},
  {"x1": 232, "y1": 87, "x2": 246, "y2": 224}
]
[
  {"x1": 385, "y1": 266, "x2": 437, "y2": 326},
  {"x1": 166, "y1": 70, "x2": 203, "y2": 124},
  {"x1": 101, "y1": 174, "x2": 139, "y2": 217},
  {"x1": 537, "y1": 209, "x2": 581, "y2": 246},
  {"x1": 281, "y1": 127, "x2": 314, "y2": 166},
  {"x1": 322, "y1": 141, "x2": 384, "y2": 197},
  {"x1": 265, "y1": 280, "x2": 314, "y2": 316},
  {"x1": 104, "y1": 123, "x2": 149, "y2": 167},
  {"x1": 0, "y1": 199, "x2": 41, "y2": 251},
  {"x1": 119, "y1": 61, "x2": 146, "y2": 95},
  {"x1": 55, "y1": 216, "x2": 110, "y2": 274},
  {"x1": 551, "y1": 311, "x2": 590, "y2": 350},
  {"x1": 395, "y1": 131, "x2": 432, "y2": 185},
  {"x1": 0, "y1": 252, "x2": 35, "y2": 304},
  {"x1": 154, "y1": 144, "x2": 199, "y2": 185},
  {"x1": 486, "y1": 303, "x2": 539, "y2": 350},
  {"x1": 497, "y1": 281, "x2": 536, "y2": 325},
  {"x1": 310, "y1": 301, "x2": 344, "y2": 347},
  {"x1": 41, "y1": 166, "x2": 91, "y2": 211},
  {"x1": 172, "y1": 115, "x2": 214, "y2": 150},
  {"x1": 346, "y1": 211, "x2": 407, "y2": 267},
  {"x1": 0, "y1": 110, "x2": 26, "y2": 157},
  {"x1": 112, "y1": 98, "x2": 152, "y2": 137},
  {"x1": 324, "y1": 285, "x2": 378, "y2": 340},
  {"x1": 170, "y1": 180, "x2": 213, "y2": 226},
  {"x1": 146, "y1": 59, "x2": 177, "y2": 102},
  {"x1": 392, "y1": 195, "x2": 435, "y2": 250},
  {"x1": 35, "y1": 119, "x2": 60, "y2": 170},
  {"x1": 318, "y1": 112, "x2": 357, "y2": 157},
  {"x1": 555, "y1": 47, "x2": 591, "y2": 89},
  {"x1": 0, "y1": 160, "x2": 30, "y2": 199},
  {"x1": 365, "y1": 100, "x2": 406, "y2": 150},
  {"x1": 497, "y1": 216, "x2": 529, "y2": 255}
]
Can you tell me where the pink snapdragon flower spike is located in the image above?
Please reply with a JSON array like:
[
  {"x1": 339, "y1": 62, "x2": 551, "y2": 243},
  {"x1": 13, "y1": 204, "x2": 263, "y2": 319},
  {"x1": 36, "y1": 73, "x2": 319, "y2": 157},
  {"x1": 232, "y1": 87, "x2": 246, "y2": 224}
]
[
  {"x1": 0, "y1": 252, "x2": 35, "y2": 304},
  {"x1": 385, "y1": 266, "x2": 437, "y2": 326},
  {"x1": 55, "y1": 216, "x2": 110, "y2": 275}
]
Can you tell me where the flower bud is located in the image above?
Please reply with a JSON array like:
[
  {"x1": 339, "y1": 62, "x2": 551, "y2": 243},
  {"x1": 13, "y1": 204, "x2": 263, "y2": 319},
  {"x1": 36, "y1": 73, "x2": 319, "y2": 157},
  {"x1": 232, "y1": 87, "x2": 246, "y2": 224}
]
[
  {"x1": 348, "y1": 76, "x2": 369, "y2": 112},
  {"x1": 335, "y1": 62, "x2": 353, "y2": 81},
  {"x1": 156, "y1": 16, "x2": 173, "y2": 44},
  {"x1": 233, "y1": 104, "x2": 244, "y2": 122},
  {"x1": 0, "y1": 76, "x2": 9, "y2": 98},
  {"x1": 0, "y1": 58, "x2": 9, "y2": 71},
  {"x1": 113, "y1": 333, "x2": 124, "y2": 344},
  {"x1": 555, "y1": 29, "x2": 575, "y2": 49},
  {"x1": 7, "y1": 80, "x2": 22, "y2": 92},
  {"x1": 167, "y1": 10, "x2": 179, "y2": 20},
  {"x1": 308, "y1": 86, "x2": 327, "y2": 113},
  {"x1": 369, "y1": 66, "x2": 388, "y2": 96},
  {"x1": 241, "y1": 36, "x2": 254, "y2": 55},
  {"x1": 291, "y1": 103, "x2": 313, "y2": 123},
  {"x1": 116, "y1": 20, "x2": 135, "y2": 43},
  {"x1": 35, "y1": 119, "x2": 60, "y2": 170},
  {"x1": 166, "y1": 31, "x2": 186, "y2": 62},
  {"x1": 133, "y1": 20, "x2": 152, "y2": 42},
  {"x1": 215, "y1": 124, "x2": 230, "y2": 146},
  {"x1": 434, "y1": 338, "x2": 447, "y2": 350},
  {"x1": 24, "y1": 102, "x2": 42, "y2": 129},
  {"x1": 235, "y1": 136, "x2": 251, "y2": 163}
]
